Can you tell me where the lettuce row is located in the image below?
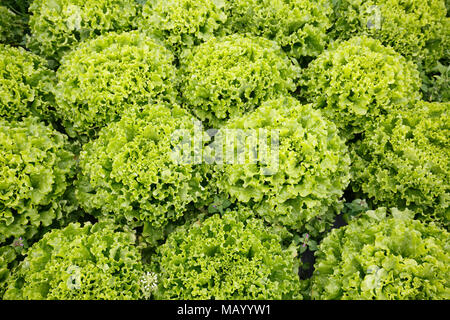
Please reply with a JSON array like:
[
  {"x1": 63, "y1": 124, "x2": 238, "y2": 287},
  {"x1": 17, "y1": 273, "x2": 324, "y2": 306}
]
[
  {"x1": 55, "y1": 31, "x2": 178, "y2": 138},
  {"x1": 351, "y1": 101, "x2": 449, "y2": 226},
  {"x1": 308, "y1": 207, "x2": 450, "y2": 300},
  {"x1": 330, "y1": 0, "x2": 449, "y2": 70},
  {"x1": 212, "y1": 96, "x2": 351, "y2": 236},
  {"x1": 180, "y1": 34, "x2": 300, "y2": 127},
  {"x1": 76, "y1": 103, "x2": 212, "y2": 239},
  {"x1": 27, "y1": 0, "x2": 139, "y2": 61},
  {"x1": 0, "y1": 44, "x2": 56, "y2": 122},
  {"x1": 138, "y1": 0, "x2": 227, "y2": 56},
  {"x1": 223, "y1": 0, "x2": 332, "y2": 62},
  {"x1": 0, "y1": 116, "x2": 77, "y2": 245},
  {"x1": 3, "y1": 222, "x2": 150, "y2": 300},
  {"x1": 301, "y1": 36, "x2": 422, "y2": 138},
  {"x1": 153, "y1": 208, "x2": 302, "y2": 300}
]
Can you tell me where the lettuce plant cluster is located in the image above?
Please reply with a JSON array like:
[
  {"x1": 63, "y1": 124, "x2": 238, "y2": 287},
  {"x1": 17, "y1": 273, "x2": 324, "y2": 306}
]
[{"x1": 0, "y1": 0, "x2": 448, "y2": 301}]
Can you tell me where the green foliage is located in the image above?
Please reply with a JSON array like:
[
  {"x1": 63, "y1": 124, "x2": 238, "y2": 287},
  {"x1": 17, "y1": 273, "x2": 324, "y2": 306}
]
[
  {"x1": 421, "y1": 60, "x2": 450, "y2": 102},
  {"x1": 330, "y1": 0, "x2": 449, "y2": 69},
  {"x1": 3, "y1": 222, "x2": 151, "y2": 300},
  {"x1": 0, "y1": 246, "x2": 18, "y2": 298},
  {"x1": 27, "y1": 0, "x2": 139, "y2": 61},
  {"x1": 308, "y1": 207, "x2": 450, "y2": 300},
  {"x1": 342, "y1": 199, "x2": 370, "y2": 223},
  {"x1": 224, "y1": 0, "x2": 333, "y2": 62},
  {"x1": 138, "y1": 0, "x2": 227, "y2": 55},
  {"x1": 298, "y1": 233, "x2": 318, "y2": 255},
  {"x1": 351, "y1": 101, "x2": 449, "y2": 225},
  {"x1": 0, "y1": 0, "x2": 447, "y2": 301},
  {"x1": 55, "y1": 31, "x2": 178, "y2": 138},
  {"x1": 0, "y1": 6, "x2": 27, "y2": 46},
  {"x1": 207, "y1": 195, "x2": 232, "y2": 214},
  {"x1": 0, "y1": 44, "x2": 56, "y2": 122},
  {"x1": 180, "y1": 34, "x2": 300, "y2": 127},
  {"x1": 152, "y1": 208, "x2": 302, "y2": 299},
  {"x1": 0, "y1": 235, "x2": 30, "y2": 299},
  {"x1": 76, "y1": 103, "x2": 212, "y2": 240},
  {"x1": 301, "y1": 36, "x2": 422, "y2": 138},
  {"x1": 1, "y1": 0, "x2": 32, "y2": 14},
  {"x1": 0, "y1": 117, "x2": 77, "y2": 245},
  {"x1": 211, "y1": 96, "x2": 351, "y2": 236}
]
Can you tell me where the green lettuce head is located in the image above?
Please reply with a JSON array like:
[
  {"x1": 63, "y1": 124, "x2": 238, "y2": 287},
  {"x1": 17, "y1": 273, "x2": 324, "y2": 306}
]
[
  {"x1": 0, "y1": 44, "x2": 56, "y2": 122},
  {"x1": 0, "y1": 116, "x2": 77, "y2": 245},
  {"x1": 55, "y1": 31, "x2": 178, "y2": 138},
  {"x1": 351, "y1": 101, "x2": 449, "y2": 226},
  {"x1": 3, "y1": 222, "x2": 153, "y2": 300},
  {"x1": 152, "y1": 208, "x2": 302, "y2": 300},
  {"x1": 210, "y1": 96, "x2": 351, "y2": 236},
  {"x1": 27, "y1": 0, "x2": 139, "y2": 61},
  {"x1": 308, "y1": 207, "x2": 450, "y2": 300},
  {"x1": 224, "y1": 0, "x2": 332, "y2": 62},
  {"x1": 180, "y1": 34, "x2": 300, "y2": 127},
  {"x1": 138, "y1": 0, "x2": 227, "y2": 55},
  {"x1": 76, "y1": 103, "x2": 211, "y2": 242},
  {"x1": 330, "y1": 0, "x2": 448, "y2": 69},
  {"x1": 301, "y1": 36, "x2": 422, "y2": 139}
]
